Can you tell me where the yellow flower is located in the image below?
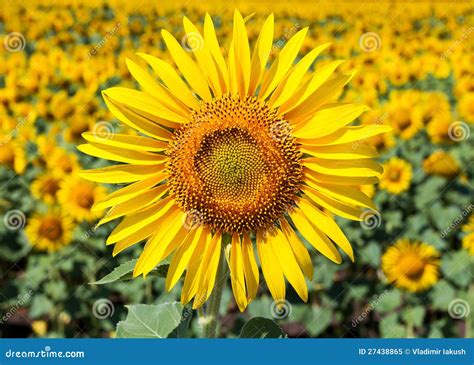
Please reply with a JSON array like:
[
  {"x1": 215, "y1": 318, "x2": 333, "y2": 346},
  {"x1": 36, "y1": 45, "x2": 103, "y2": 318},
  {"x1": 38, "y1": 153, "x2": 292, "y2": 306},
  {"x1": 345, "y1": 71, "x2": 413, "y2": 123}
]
[
  {"x1": 388, "y1": 106, "x2": 422, "y2": 140},
  {"x1": 31, "y1": 172, "x2": 62, "y2": 204},
  {"x1": 462, "y1": 215, "x2": 474, "y2": 232},
  {"x1": 58, "y1": 176, "x2": 107, "y2": 222},
  {"x1": 0, "y1": 140, "x2": 27, "y2": 174},
  {"x1": 25, "y1": 210, "x2": 75, "y2": 252},
  {"x1": 380, "y1": 157, "x2": 412, "y2": 194},
  {"x1": 31, "y1": 320, "x2": 48, "y2": 337},
  {"x1": 457, "y1": 93, "x2": 474, "y2": 124},
  {"x1": 79, "y1": 11, "x2": 388, "y2": 311},
  {"x1": 422, "y1": 150, "x2": 460, "y2": 178},
  {"x1": 382, "y1": 239, "x2": 440, "y2": 292},
  {"x1": 47, "y1": 148, "x2": 80, "y2": 177},
  {"x1": 426, "y1": 114, "x2": 454, "y2": 144},
  {"x1": 462, "y1": 232, "x2": 474, "y2": 256}
]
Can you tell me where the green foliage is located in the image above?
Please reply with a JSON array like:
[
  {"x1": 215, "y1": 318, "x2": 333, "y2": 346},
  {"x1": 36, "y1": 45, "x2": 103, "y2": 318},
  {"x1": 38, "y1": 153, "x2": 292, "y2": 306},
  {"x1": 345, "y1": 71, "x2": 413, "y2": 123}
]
[
  {"x1": 240, "y1": 318, "x2": 286, "y2": 338},
  {"x1": 116, "y1": 303, "x2": 183, "y2": 338}
]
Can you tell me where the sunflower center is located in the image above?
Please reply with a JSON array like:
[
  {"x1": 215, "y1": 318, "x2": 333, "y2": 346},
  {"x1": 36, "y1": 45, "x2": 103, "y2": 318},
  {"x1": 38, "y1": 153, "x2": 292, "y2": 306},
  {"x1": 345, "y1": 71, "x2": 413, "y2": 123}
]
[
  {"x1": 389, "y1": 169, "x2": 401, "y2": 182},
  {"x1": 167, "y1": 95, "x2": 302, "y2": 233},
  {"x1": 398, "y1": 253, "x2": 425, "y2": 280},
  {"x1": 195, "y1": 128, "x2": 269, "y2": 203},
  {"x1": 39, "y1": 218, "x2": 64, "y2": 241}
]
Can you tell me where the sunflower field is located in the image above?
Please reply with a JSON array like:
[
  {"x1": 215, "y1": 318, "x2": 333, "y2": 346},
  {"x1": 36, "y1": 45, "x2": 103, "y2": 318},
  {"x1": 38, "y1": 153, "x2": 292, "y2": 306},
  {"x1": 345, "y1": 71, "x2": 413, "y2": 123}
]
[{"x1": 1, "y1": 0, "x2": 473, "y2": 340}]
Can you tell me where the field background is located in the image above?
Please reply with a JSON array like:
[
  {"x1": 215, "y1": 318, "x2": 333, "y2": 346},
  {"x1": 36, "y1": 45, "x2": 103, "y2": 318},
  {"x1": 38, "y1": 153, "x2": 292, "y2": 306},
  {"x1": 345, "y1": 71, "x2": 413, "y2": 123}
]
[{"x1": 1, "y1": 0, "x2": 473, "y2": 338}]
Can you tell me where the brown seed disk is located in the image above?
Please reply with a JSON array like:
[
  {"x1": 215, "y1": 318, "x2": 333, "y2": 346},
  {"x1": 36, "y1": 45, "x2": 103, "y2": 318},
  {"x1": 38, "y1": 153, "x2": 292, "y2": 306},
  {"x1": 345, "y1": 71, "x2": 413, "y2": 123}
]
[{"x1": 167, "y1": 95, "x2": 302, "y2": 234}]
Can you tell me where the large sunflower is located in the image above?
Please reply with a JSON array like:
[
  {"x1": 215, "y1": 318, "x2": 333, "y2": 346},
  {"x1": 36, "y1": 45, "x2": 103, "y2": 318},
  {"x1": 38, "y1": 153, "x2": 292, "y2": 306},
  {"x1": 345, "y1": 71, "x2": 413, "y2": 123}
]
[{"x1": 79, "y1": 11, "x2": 389, "y2": 311}]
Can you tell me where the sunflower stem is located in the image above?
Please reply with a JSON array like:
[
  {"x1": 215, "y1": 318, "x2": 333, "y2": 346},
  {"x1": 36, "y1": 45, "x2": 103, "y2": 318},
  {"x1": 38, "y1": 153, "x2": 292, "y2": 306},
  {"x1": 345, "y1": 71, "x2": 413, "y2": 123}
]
[{"x1": 203, "y1": 247, "x2": 227, "y2": 338}]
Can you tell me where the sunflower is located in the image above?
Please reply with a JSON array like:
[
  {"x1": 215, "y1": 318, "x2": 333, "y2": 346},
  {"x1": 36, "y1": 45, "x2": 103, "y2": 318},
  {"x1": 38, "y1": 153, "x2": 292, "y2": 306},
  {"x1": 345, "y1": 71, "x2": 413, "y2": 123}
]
[
  {"x1": 25, "y1": 210, "x2": 75, "y2": 252},
  {"x1": 422, "y1": 150, "x2": 460, "y2": 178},
  {"x1": 381, "y1": 239, "x2": 440, "y2": 292},
  {"x1": 57, "y1": 176, "x2": 107, "y2": 222},
  {"x1": 462, "y1": 233, "x2": 474, "y2": 256},
  {"x1": 426, "y1": 114, "x2": 454, "y2": 144},
  {"x1": 31, "y1": 172, "x2": 62, "y2": 204},
  {"x1": 47, "y1": 147, "x2": 80, "y2": 177},
  {"x1": 79, "y1": 11, "x2": 389, "y2": 311},
  {"x1": 379, "y1": 157, "x2": 412, "y2": 194}
]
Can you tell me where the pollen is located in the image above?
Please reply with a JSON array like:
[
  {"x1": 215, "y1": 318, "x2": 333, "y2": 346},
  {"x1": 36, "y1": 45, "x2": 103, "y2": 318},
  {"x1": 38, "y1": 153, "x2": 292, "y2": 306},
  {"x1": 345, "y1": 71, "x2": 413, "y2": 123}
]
[{"x1": 167, "y1": 95, "x2": 303, "y2": 233}]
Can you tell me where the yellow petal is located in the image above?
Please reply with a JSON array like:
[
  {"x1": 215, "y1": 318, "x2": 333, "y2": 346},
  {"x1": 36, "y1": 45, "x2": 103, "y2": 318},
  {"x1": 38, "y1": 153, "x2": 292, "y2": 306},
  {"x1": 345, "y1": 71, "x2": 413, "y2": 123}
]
[
  {"x1": 299, "y1": 125, "x2": 392, "y2": 146},
  {"x1": 301, "y1": 185, "x2": 363, "y2": 221},
  {"x1": 78, "y1": 143, "x2": 166, "y2": 165},
  {"x1": 137, "y1": 53, "x2": 200, "y2": 110},
  {"x1": 290, "y1": 208, "x2": 342, "y2": 264},
  {"x1": 107, "y1": 198, "x2": 176, "y2": 244},
  {"x1": 229, "y1": 234, "x2": 248, "y2": 311},
  {"x1": 82, "y1": 132, "x2": 168, "y2": 152},
  {"x1": 97, "y1": 185, "x2": 168, "y2": 226},
  {"x1": 286, "y1": 70, "x2": 355, "y2": 122},
  {"x1": 204, "y1": 14, "x2": 229, "y2": 92},
  {"x1": 248, "y1": 13, "x2": 274, "y2": 95},
  {"x1": 103, "y1": 87, "x2": 183, "y2": 129},
  {"x1": 256, "y1": 230, "x2": 285, "y2": 300},
  {"x1": 103, "y1": 93, "x2": 172, "y2": 141},
  {"x1": 304, "y1": 177, "x2": 376, "y2": 210},
  {"x1": 92, "y1": 173, "x2": 164, "y2": 211},
  {"x1": 269, "y1": 43, "x2": 330, "y2": 108},
  {"x1": 194, "y1": 232, "x2": 222, "y2": 308},
  {"x1": 125, "y1": 58, "x2": 190, "y2": 116},
  {"x1": 300, "y1": 142, "x2": 378, "y2": 160},
  {"x1": 229, "y1": 10, "x2": 251, "y2": 97},
  {"x1": 293, "y1": 103, "x2": 369, "y2": 138},
  {"x1": 280, "y1": 219, "x2": 313, "y2": 279},
  {"x1": 181, "y1": 231, "x2": 211, "y2": 304},
  {"x1": 241, "y1": 233, "x2": 259, "y2": 302},
  {"x1": 303, "y1": 166, "x2": 379, "y2": 186},
  {"x1": 298, "y1": 199, "x2": 354, "y2": 262},
  {"x1": 259, "y1": 27, "x2": 308, "y2": 100},
  {"x1": 304, "y1": 157, "x2": 382, "y2": 177},
  {"x1": 183, "y1": 17, "x2": 222, "y2": 97},
  {"x1": 134, "y1": 210, "x2": 188, "y2": 276},
  {"x1": 166, "y1": 226, "x2": 203, "y2": 291},
  {"x1": 161, "y1": 29, "x2": 212, "y2": 101},
  {"x1": 270, "y1": 229, "x2": 308, "y2": 301},
  {"x1": 79, "y1": 164, "x2": 165, "y2": 184},
  {"x1": 279, "y1": 60, "x2": 345, "y2": 114}
]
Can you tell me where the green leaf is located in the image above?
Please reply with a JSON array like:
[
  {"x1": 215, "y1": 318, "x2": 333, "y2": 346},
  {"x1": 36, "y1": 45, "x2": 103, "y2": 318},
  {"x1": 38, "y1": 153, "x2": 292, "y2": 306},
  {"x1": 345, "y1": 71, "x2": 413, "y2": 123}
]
[
  {"x1": 116, "y1": 302, "x2": 183, "y2": 338},
  {"x1": 168, "y1": 307, "x2": 193, "y2": 338},
  {"x1": 429, "y1": 280, "x2": 455, "y2": 310},
  {"x1": 402, "y1": 306, "x2": 426, "y2": 328},
  {"x1": 374, "y1": 289, "x2": 402, "y2": 313},
  {"x1": 29, "y1": 294, "x2": 54, "y2": 319},
  {"x1": 91, "y1": 259, "x2": 169, "y2": 284},
  {"x1": 380, "y1": 313, "x2": 405, "y2": 338},
  {"x1": 441, "y1": 250, "x2": 472, "y2": 288},
  {"x1": 240, "y1": 317, "x2": 286, "y2": 338},
  {"x1": 305, "y1": 306, "x2": 332, "y2": 337}
]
